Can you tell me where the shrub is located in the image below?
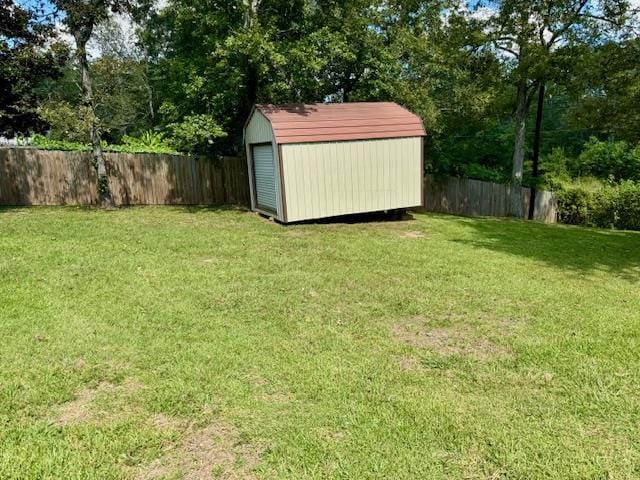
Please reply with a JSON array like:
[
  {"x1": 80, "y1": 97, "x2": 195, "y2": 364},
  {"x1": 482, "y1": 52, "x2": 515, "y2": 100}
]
[
  {"x1": 108, "y1": 131, "x2": 179, "y2": 154},
  {"x1": 571, "y1": 137, "x2": 640, "y2": 181},
  {"x1": 37, "y1": 101, "x2": 92, "y2": 143},
  {"x1": 30, "y1": 132, "x2": 180, "y2": 155},
  {"x1": 168, "y1": 114, "x2": 227, "y2": 153},
  {"x1": 591, "y1": 181, "x2": 640, "y2": 231},
  {"x1": 556, "y1": 185, "x2": 593, "y2": 226},
  {"x1": 459, "y1": 163, "x2": 508, "y2": 183},
  {"x1": 31, "y1": 133, "x2": 91, "y2": 151},
  {"x1": 556, "y1": 180, "x2": 640, "y2": 231}
]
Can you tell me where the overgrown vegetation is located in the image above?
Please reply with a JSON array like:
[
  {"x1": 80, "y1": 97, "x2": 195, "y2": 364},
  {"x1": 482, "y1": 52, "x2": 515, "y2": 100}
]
[
  {"x1": 30, "y1": 132, "x2": 179, "y2": 155},
  {"x1": 537, "y1": 138, "x2": 640, "y2": 231},
  {"x1": 556, "y1": 180, "x2": 640, "y2": 231},
  {"x1": 1, "y1": 208, "x2": 638, "y2": 479}
]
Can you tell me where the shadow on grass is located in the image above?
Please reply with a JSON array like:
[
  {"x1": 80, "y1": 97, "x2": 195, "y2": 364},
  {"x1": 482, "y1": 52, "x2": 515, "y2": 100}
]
[
  {"x1": 182, "y1": 204, "x2": 249, "y2": 213},
  {"x1": 285, "y1": 210, "x2": 415, "y2": 225},
  {"x1": 447, "y1": 214, "x2": 640, "y2": 280}
]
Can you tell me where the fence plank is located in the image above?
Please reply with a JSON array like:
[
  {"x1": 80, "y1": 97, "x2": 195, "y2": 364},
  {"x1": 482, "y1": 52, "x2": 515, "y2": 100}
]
[{"x1": 423, "y1": 174, "x2": 557, "y2": 223}]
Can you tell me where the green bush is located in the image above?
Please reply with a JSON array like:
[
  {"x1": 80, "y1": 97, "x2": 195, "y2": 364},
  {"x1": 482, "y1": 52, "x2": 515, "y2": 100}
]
[
  {"x1": 30, "y1": 132, "x2": 180, "y2": 155},
  {"x1": 459, "y1": 163, "x2": 508, "y2": 183},
  {"x1": 37, "y1": 101, "x2": 92, "y2": 143},
  {"x1": 108, "y1": 131, "x2": 179, "y2": 154},
  {"x1": 571, "y1": 137, "x2": 640, "y2": 181},
  {"x1": 168, "y1": 114, "x2": 227, "y2": 153},
  {"x1": 556, "y1": 180, "x2": 640, "y2": 231},
  {"x1": 31, "y1": 134, "x2": 91, "y2": 151},
  {"x1": 591, "y1": 181, "x2": 640, "y2": 231}
]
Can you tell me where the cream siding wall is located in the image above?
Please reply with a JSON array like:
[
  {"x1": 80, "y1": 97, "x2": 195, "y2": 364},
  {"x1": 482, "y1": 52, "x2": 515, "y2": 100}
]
[
  {"x1": 244, "y1": 110, "x2": 284, "y2": 220},
  {"x1": 281, "y1": 137, "x2": 423, "y2": 222}
]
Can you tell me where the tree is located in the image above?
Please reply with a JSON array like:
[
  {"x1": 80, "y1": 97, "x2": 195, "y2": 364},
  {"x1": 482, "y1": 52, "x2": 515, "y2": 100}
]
[
  {"x1": 475, "y1": 0, "x2": 638, "y2": 217},
  {"x1": 143, "y1": 0, "x2": 402, "y2": 153},
  {"x1": 566, "y1": 38, "x2": 640, "y2": 143},
  {"x1": 52, "y1": 0, "x2": 145, "y2": 204},
  {"x1": 0, "y1": 0, "x2": 67, "y2": 135},
  {"x1": 384, "y1": 1, "x2": 508, "y2": 177}
]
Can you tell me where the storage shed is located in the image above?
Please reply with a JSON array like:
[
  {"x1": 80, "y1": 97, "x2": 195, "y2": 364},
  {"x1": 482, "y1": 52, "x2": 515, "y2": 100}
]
[{"x1": 244, "y1": 102, "x2": 425, "y2": 223}]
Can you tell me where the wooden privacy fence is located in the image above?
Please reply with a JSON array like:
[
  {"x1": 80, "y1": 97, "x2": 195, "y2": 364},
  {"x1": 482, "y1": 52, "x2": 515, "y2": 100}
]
[
  {"x1": 423, "y1": 174, "x2": 558, "y2": 223},
  {"x1": 0, "y1": 148, "x2": 557, "y2": 223},
  {"x1": 0, "y1": 148, "x2": 249, "y2": 206}
]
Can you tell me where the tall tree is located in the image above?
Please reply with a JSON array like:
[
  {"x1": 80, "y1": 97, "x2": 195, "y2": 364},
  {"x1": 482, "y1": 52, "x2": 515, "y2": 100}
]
[
  {"x1": 566, "y1": 38, "x2": 640, "y2": 142},
  {"x1": 37, "y1": 16, "x2": 155, "y2": 143},
  {"x1": 0, "y1": 0, "x2": 66, "y2": 135},
  {"x1": 476, "y1": 0, "x2": 638, "y2": 217},
  {"x1": 143, "y1": 0, "x2": 402, "y2": 153},
  {"x1": 52, "y1": 0, "x2": 144, "y2": 205},
  {"x1": 528, "y1": 80, "x2": 545, "y2": 219}
]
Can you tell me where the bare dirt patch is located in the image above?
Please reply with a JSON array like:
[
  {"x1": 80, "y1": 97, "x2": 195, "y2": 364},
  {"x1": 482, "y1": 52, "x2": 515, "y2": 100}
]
[
  {"x1": 397, "y1": 356, "x2": 421, "y2": 371},
  {"x1": 392, "y1": 317, "x2": 510, "y2": 360},
  {"x1": 138, "y1": 420, "x2": 260, "y2": 480},
  {"x1": 150, "y1": 413, "x2": 186, "y2": 432},
  {"x1": 53, "y1": 377, "x2": 144, "y2": 426},
  {"x1": 399, "y1": 230, "x2": 426, "y2": 239},
  {"x1": 72, "y1": 357, "x2": 87, "y2": 371}
]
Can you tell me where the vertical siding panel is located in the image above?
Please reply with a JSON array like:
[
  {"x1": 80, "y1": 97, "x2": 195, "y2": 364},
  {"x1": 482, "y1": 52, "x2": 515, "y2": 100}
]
[
  {"x1": 314, "y1": 144, "x2": 322, "y2": 218},
  {"x1": 282, "y1": 150, "x2": 292, "y2": 219},
  {"x1": 357, "y1": 143, "x2": 363, "y2": 211},
  {"x1": 371, "y1": 141, "x2": 379, "y2": 211},
  {"x1": 295, "y1": 146, "x2": 303, "y2": 219},
  {"x1": 306, "y1": 145, "x2": 315, "y2": 216},
  {"x1": 374, "y1": 140, "x2": 381, "y2": 211},
  {"x1": 290, "y1": 147, "x2": 301, "y2": 220},
  {"x1": 407, "y1": 140, "x2": 412, "y2": 207},
  {"x1": 320, "y1": 144, "x2": 329, "y2": 217},
  {"x1": 344, "y1": 143, "x2": 352, "y2": 213},
  {"x1": 387, "y1": 140, "x2": 395, "y2": 209},
  {"x1": 305, "y1": 145, "x2": 314, "y2": 219},
  {"x1": 298, "y1": 147, "x2": 306, "y2": 220},
  {"x1": 283, "y1": 149, "x2": 294, "y2": 220},
  {"x1": 325, "y1": 144, "x2": 334, "y2": 215},
  {"x1": 390, "y1": 140, "x2": 397, "y2": 209},
  {"x1": 336, "y1": 143, "x2": 345, "y2": 214},
  {"x1": 296, "y1": 146, "x2": 306, "y2": 220},
  {"x1": 398, "y1": 139, "x2": 405, "y2": 208},
  {"x1": 379, "y1": 140, "x2": 387, "y2": 210},
  {"x1": 363, "y1": 141, "x2": 369, "y2": 211}
]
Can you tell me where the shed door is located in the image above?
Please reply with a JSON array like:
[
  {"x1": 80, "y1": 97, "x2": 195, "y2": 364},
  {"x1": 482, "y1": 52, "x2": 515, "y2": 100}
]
[{"x1": 252, "y1": 144, "x2": 278, "y2": 213}]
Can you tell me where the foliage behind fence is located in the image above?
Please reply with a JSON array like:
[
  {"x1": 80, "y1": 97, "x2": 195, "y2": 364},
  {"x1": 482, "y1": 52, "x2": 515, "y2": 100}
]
[{"x1": 0, "y1": 148, "x2": 249, "y2": 206}]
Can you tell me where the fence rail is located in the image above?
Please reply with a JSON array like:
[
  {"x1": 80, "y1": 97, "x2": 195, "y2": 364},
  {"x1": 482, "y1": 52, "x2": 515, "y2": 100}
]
[
  {"x1": 0, "y1": 148, "x2": 249, "y2": 206},
  {"x1": 423, "y1": 174, "x2": 557, "y2": 223}
]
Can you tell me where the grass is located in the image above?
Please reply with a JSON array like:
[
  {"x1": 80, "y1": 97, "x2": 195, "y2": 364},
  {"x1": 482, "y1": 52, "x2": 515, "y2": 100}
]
[{"x1": 1, "y1": 206, "x2": 639, "y2": 479}]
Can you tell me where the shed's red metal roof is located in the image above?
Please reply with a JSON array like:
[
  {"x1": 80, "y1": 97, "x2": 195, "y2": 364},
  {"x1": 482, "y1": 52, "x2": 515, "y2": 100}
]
[{"x1": 255, "y1": 102, "x2": 425, "y2": 145}]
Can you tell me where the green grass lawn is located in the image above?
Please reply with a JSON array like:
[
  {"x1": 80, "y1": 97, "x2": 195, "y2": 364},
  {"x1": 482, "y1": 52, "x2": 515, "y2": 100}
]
[{"x1": 1, "y1": 207, "x2": 639, "y2": 479}]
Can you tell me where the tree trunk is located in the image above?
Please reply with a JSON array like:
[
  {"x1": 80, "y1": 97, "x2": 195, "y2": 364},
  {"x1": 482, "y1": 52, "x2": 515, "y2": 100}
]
[
  {"x1": 510, "y1": 79, "x2": 528, "y2": 218},
  {"x1": 528, "y1": 81, "x2": 545, "y2": 220},
  {"x1": 244, "y1": 0, "x2": 259, "y2": 27},
  {"x1": 74, "y1": 31, "x2": 112, "y2": 206}
]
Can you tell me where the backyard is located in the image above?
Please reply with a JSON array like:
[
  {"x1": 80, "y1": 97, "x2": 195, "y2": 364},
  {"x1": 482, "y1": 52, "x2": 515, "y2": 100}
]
[{"x1": 1, "y1": 207, "x2": 639, "y2": 479}]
